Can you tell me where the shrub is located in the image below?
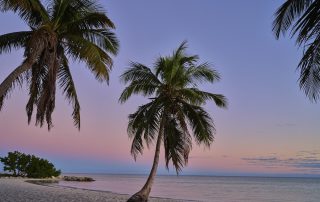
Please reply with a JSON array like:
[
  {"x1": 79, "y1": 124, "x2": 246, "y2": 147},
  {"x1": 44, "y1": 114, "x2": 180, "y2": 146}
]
[{"x1": 0, "y1": 151, "x2": 61, "y2": 178}]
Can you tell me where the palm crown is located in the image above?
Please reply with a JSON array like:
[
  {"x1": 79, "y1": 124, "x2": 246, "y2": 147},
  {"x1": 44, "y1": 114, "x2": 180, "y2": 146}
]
[
  {"x1": 273, "y1": 0, "x2": 320, "y2": 101},
  {"x1": 120, "y1": 41, "x2": 227, "y2": 172},
  {"x1": 0, "y1": 0, "x2": 119, "y2": 129}
]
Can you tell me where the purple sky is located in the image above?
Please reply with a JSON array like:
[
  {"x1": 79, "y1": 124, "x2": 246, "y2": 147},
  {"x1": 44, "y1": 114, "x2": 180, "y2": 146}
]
[{"x1": 0, "y1": 0, "x2": 320, "y2": 176}]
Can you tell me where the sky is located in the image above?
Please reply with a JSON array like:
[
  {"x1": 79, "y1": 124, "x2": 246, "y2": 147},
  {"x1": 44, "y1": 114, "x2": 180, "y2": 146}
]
[{"x1": 0, "y1": 0, "x2": 320, "y2": 177}]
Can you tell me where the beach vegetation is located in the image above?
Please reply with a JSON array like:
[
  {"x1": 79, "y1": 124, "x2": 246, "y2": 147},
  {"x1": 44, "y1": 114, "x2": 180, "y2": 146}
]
[
  {"x1": 0, "y1": 0, "x2": 119, "y2": 130},
  {"x1": 0, "y1": 151, "x2": 61, "y2": 178},
  {"x1": 120, "y1": 41, "x2": 227, "y2": 202}
]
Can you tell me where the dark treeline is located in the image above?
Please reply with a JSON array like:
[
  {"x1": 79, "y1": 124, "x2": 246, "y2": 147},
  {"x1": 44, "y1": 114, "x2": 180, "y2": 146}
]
[{"x1": 0, "y1": 151, "x2": 60, "y2": 178}]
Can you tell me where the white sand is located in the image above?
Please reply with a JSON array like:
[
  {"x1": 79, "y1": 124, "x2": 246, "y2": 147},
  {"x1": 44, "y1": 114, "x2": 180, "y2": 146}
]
[{"x1": 0, "y1": 179, "x2": 184, "y2": 202}]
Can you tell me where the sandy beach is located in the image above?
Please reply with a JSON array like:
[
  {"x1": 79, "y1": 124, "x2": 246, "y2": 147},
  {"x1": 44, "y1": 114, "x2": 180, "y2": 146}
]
[{"x1": 0, "y1": 178, "x2": 184, "y2": 202}]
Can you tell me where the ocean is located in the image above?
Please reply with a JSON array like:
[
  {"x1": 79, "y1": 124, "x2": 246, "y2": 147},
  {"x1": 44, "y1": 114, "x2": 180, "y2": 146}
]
[{"x1": 59, "y1": 174, "x2": 320, "y2": 202}]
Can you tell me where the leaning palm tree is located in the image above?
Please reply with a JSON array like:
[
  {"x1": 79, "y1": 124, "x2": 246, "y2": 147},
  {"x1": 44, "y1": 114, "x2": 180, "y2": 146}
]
[
  {"x1": 273, "y1": 0, "x2": 320, "y2": 101},
  {"x1": 0, "y1": 0, "x2": 119, "y2": 129},
  {"x1": 120, "y1": 41, "x2": 227, "y2": 202}
]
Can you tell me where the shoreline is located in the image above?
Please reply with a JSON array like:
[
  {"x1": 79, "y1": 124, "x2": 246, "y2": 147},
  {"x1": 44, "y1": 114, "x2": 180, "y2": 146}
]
[{"x1": 0, "y1": 178, "x2": 192, "y2": 202}]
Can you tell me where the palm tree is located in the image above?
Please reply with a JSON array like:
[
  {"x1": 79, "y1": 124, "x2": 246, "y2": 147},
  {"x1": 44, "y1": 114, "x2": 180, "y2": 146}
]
[
  {"x1": 273, "y1": 0, "x2": 320, "y2": 101},
  {"x1": 120, "y1": 41, "x2": 227, "y2": 202},
  {"x1": 0, "y1": 0, "x2": 119, "y2": 130}
]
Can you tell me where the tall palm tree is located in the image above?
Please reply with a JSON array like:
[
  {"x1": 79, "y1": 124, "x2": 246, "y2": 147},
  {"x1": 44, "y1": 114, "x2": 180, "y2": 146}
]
[
  {"x1": 120, "y1": 41, "x2": 227, "y2": 202},
  {"x1": 273, "y1": 0, "x2": 320, "y2": 101},
  {"x1": 0, "y1": 0, "x2": 119, "y2": 130}
]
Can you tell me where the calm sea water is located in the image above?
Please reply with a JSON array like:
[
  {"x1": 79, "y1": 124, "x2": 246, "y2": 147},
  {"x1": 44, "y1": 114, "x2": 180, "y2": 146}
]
[{"x1": 59, "y1": 174, "x2": 320, "y2": 202}]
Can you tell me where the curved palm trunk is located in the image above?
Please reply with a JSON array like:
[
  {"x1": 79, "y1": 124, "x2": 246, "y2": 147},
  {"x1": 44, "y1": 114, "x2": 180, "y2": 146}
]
[
  {"x1": 0, "y1": 60, "x2": 34, "y2": 98},
  {"x1": 127, "y1": 131, "x2": 163, "y2": 202}
]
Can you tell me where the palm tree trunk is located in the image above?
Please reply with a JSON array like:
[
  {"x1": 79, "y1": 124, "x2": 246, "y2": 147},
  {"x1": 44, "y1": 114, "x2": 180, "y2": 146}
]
[
  {"x1": 127, "y1": 130, "x2": 163, "y2": 202},
  {"x1": 0, "y1": 60, "x2": 34, "y2": 99}
]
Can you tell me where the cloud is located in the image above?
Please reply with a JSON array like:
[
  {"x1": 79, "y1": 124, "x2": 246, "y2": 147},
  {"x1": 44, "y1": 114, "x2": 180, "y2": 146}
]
[
  {"x1": 296, "y1": 163, "x2": 320, "y2": 168},
  {"x1": 242, "y1": 157, "x2": 278, "y2": 161},
  {"x1": 189, "y1": 155, "x2": 213, "y2": 159},
  {"x1": 242, "y1": 151, "x2": 320, "y2": 174},
  {"x1": 296, "y1": 150, "x2": 320, "y2": 157}
]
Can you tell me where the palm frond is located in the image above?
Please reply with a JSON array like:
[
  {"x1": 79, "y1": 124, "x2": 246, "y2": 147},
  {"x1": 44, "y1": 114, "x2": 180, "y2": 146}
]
[
  {"x1": 53, "y1": 0, "x2": 113, "y2": 34},
  {"x1": 0, "y1": 31, "x2": 31, "y2": 54},
  {"x1": 154, "y1": 56, "x2": 167, "y2": 79},
  {"x1": 177, "y1": 88, "x2": 227, "y2": 108},
  {"x1": 80, "y1": 29, "x2": 119, "y2": 55},
  {"x1": 50, "y1": 0, "x2": 70, "y2": 25},
  {"x1": 297, "y1": 35, "x2": 320, "y2": 101},
  {"x1": 68, "y1": 0, "x2": 103, "y2": 13},
  {"x1": 163, "y1": 110, "x2": 192, "y2": 173},
  {"x1": 182, "y1": 102, "x2": 215, "y2": 146},
  {"x1": 35, "y1": 56, "x2": 58, "y2": 130},
  {"x1": 173, "y1": 40, "x2": 188, "y2": 60},
  {"x1": 121, "y1": 62, "x2": 160, "y2": 84},
  {"x1": 65, "y1": 34, "x2": 113, "y2": 83},
  {"x1": 273, "y1": 0, "x2": 320, "y2": 101},
  {"x1": 119, "y1": 63, "x2": 161, "y2": 103},
  {"x1": 273, "y1": 0, "x2": 314, "y2": 39},
  {"x1": 176, "y1": 110, "x2": 192, "y2": 164},
  {"x1": 58, "y1": 55, "x2": 80, "y2": 129},
  {"x1": 0, "y1": 70, "x2": 25, "y2": 111},
  {"x1": 0, "y1": 0, "x2": 49, "y2": 27},
  {"x1": 163, "y1": 117, "x2": 186, "y2": 173},
  {"x1": 119, "y1": 81, "x2": 159, "y2": 104},
  {"x1": 26, "y1": 54, "x2": 47, "y2": 124},
  {"x1": 128, "y1": 101, "x2": 162, "y2": 159},
  {"x1": 154, "y1": 41, "x2": 188, "y2": 83},
  {"x1": 130, "y1": 128, "x2": 144, "y2": 160},
  {"x1": 62, "y1": 12, "x2": 115, "y2": 31},
  {"x1": 186, "y1": 63, "x2": 221, "y2": 85},
  {"x1": 176, "y1": 88, "x2": 205, "y2": 105},
  {"x1": 0, "y1": 58, "x2": 31, "y2": 110},
  {"x1": 291, "y1": 1, "x2": 320, "y2": 45}
]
